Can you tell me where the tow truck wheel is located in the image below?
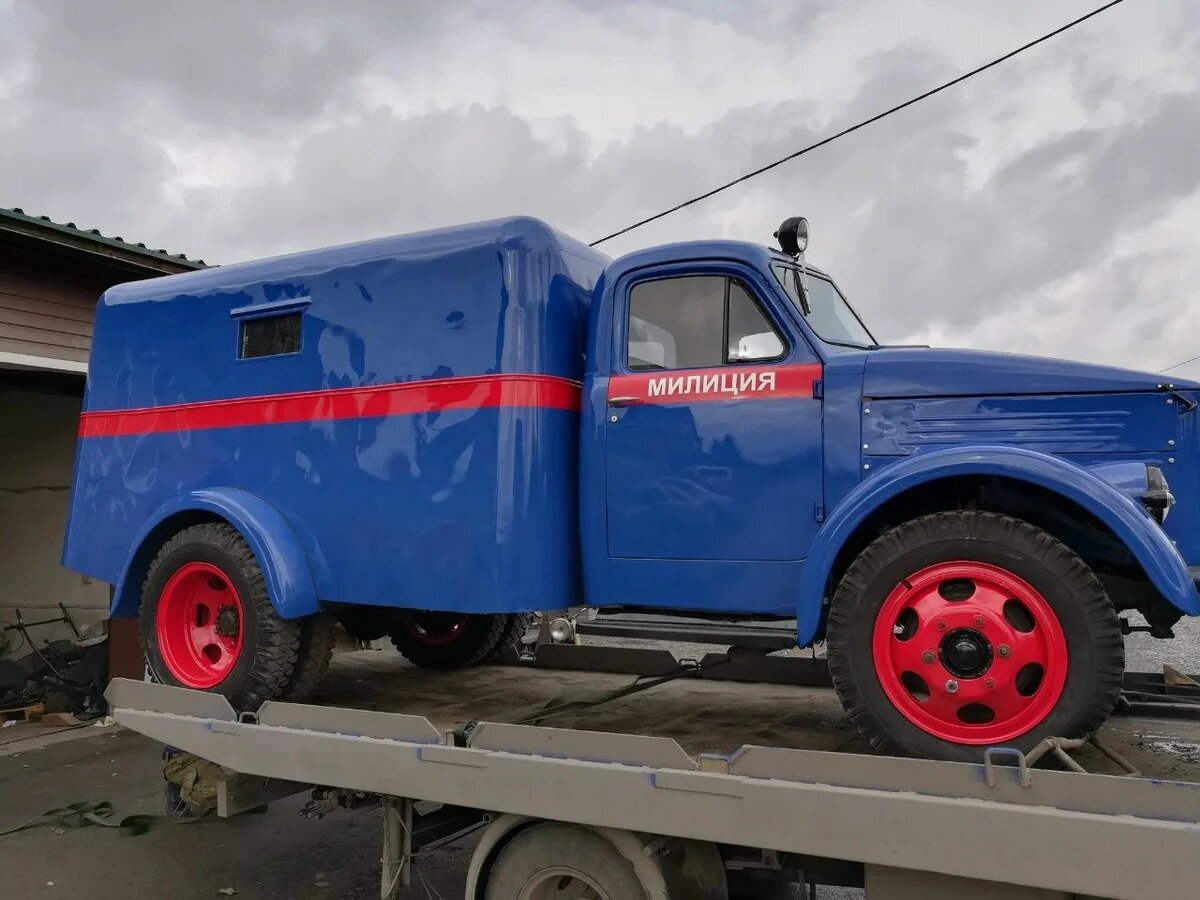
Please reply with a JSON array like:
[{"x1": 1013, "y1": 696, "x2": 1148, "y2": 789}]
[
  {"x1": 827, "y1": 510, "x2": 1124, "y2": 762},
  {"x1": 484, "y1": 823, "x2": 651, "y2": 899},
  {"x1": 387, "y1": 610, "x2": 529, "y2": 669},
  {"x1": 139, "y1": 522, "x2": 301, "y2": 710}
]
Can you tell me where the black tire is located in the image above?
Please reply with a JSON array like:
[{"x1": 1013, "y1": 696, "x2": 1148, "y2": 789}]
[
  {"x1": 280, "y1": 613, "x2": 336, "y2": 703},
  {"x1": 484, "y1": 823, "x2": 650, "y2": 900},
  {"x1": 826, "y1": 511, "x2": 1123, "y2": 762},
  {"x1": 479, "y1": 612, "x2": 533, "y2": 664},
  {"x1": 388, "y1": 610, "x2": 530, "y2": 670},
  {"x1": 335, "y1": 605, "x2": 393, "y2": 642},
  {"x1": 140, "y1": 522, "x2": 300, "y2": 711}
]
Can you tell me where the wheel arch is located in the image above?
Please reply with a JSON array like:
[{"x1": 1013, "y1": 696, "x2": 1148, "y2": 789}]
[
  {"x1": 797, "y1": 446, "x2": 1198, "y2": 646},
  {"x1": 111, "y1": 487, "x2": 319, "y2": 621}
]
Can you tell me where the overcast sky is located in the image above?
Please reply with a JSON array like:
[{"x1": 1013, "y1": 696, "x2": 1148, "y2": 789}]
[{"x1": 2, "y1": 1, "x2": 1198, "y2": 375}]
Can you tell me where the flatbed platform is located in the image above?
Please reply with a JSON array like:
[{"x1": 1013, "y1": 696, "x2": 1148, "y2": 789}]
[
  {"x1": 108, "y1": 648, "x2": 1200, "y2": 899},
  {"x1": 301, "y1": 650, "x2": 1200, "y2": 780}
]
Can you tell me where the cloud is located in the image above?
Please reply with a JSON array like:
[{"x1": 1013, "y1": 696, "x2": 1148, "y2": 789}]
[{"x1": 2, "y1": 0, "x2": 1199, "y2": 373}]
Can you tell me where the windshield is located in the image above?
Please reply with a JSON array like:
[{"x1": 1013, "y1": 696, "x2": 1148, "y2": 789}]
[{"x1": 771, "y1": 264, "x2": 875, "y2": 348}]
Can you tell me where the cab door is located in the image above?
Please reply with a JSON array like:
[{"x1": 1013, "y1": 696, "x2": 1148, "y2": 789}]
[{"x1": 604, "y1": 267, "x2": 823, "y2": 567}]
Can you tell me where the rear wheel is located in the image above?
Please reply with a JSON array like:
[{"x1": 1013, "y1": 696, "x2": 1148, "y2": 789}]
[
  {"x1": 827, "y1": 510, "x2": 1123, "y2": 761},
  {"x1": 388, "y1": 610, "x2": 529, "y2": 670},
  {"x1": 280, "y1": 613, "x2": 336, "y2": 703},
  {"x1": 140, "y1": 523, "x2": 300, "y2": 710}
]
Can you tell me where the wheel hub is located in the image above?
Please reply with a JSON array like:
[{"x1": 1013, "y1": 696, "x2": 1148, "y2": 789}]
[
  {"x1": 939, "y1": 628, "x2": 992, "y2": 679},
  {"x1": 871, "y1": 560, "x2": 1068, "y2": 745},
  {"x1": 155, "y1": 562, "x2": 245, "y2": 689},
  {"x1": 215, "y1": 605, "x2": 241, "y2": 639}
]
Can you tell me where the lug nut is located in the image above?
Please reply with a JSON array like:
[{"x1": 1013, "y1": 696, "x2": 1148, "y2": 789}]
[
  {"x1": 998, "y1": 645, "x2": 1010, "y2": 658},
  {"x1": 922, "y1": 651, "x2": 934, "y2": 664},
  {"x1": 936, "y1": 620, "x2": 947, "y2": 631},
  {"x1": 985, "y1": 678, "x2": 995, "y2": 690},
  {"x1": 974, "y1": 615, "x2": 984, "y2": 627},
  {"x1": 945, "y1": 679, "x2": 959, "y2": 694}
]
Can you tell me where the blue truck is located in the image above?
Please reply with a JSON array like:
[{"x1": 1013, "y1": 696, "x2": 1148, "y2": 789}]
[{"x1": 64, "y1": 216, "x2": 1200, "y2": 762}]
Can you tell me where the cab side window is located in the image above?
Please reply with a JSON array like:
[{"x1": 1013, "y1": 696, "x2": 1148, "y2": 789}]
[
  {"x1": 627, "y1": 275, "x2": 784, "y2": 371},
  {"x1": 727, "y1": 280, "x2": 784, "y2": 363}
]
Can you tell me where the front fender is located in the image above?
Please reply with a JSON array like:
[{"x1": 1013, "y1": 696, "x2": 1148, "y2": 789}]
[
  {"x1": 797, "y1": 445, "x2": 1198, "y2": 646},
  {"x1": 111, "y1": 487, "x2": 319, "y2": 620}
]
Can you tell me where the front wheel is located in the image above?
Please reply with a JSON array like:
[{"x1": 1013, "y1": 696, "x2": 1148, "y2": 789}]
[
  {"x1": 140, "y1": 522, "x2": 300, "y2": 710},
  {"x1": 826, "y1": 511, "x2": 1123, "y2": 762}
]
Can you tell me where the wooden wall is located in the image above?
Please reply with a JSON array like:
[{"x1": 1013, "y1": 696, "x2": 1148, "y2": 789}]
[{"x1": 0, "y1": 245, "x2": 112, "y2": 366}]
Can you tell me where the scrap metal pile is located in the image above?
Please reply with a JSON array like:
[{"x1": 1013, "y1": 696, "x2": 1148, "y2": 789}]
[{"x1": 0, "y1": 604, "x2": 108, "y2": 722}]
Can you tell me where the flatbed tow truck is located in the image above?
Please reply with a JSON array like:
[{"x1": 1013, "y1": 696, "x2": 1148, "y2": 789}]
[{"x1": 106, "y1": 636, "x2": 1200, "y2": 900}]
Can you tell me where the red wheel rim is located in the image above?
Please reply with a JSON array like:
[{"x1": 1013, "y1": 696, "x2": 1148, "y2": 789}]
[
  {"x1": 872, "y1": 561, "x2": 1068, "y2": 745},
  {"x1": 155, "y1": 562, "x2": 245, "y2": 688},
  {"x1": 401, "y1": 611, "x2": 471, "y2": 646}
]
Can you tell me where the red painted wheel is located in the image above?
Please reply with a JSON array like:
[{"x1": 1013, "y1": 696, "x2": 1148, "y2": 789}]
[
  {"x1": 140, "y1": 523, "x2": 301, "y2": 709},
  {"x1": 826, "y1": 511, "x2": 1123, "y2": 761},
  {"x1": 155, "y1": 561, "x2": 245, "y2": 688},
  {"x1": 872, "y1": 561, "x2": 1068, "y2": 745}
]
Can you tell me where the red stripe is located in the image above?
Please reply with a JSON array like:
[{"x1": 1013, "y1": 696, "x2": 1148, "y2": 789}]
[
  {"x1": 608, "y1": 363, "x2": 821, "y2": 406},
  {"x1": 79, "y1": 374, "x2": 581, "y2": 438}
]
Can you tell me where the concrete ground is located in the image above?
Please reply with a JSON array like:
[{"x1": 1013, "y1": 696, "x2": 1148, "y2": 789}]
[{"x1": 1, "y1": 627, "x2": 1196, "y2": 899}]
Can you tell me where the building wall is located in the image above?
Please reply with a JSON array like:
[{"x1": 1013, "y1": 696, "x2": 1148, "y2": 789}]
[
  {"x1": 0, "y1": 246, "x2": 114, "y2": 654},
  {"x1": 0, "y1": 378, "x2": 108, "y2": 651},
  {"x1": 0, "y1": 245, "x2": 105, "y2": 368},
  {"x1": 0, "y1": 232, "x2": 194, "y2": 661}
]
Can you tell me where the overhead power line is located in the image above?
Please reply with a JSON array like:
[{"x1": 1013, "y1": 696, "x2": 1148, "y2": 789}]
[
  {"x1": 1159, "y1": 354, "x2": 1200, "y2": 374},
  {"x1": 589, "y1": 0, "x2": 1129, "y2": 247}
]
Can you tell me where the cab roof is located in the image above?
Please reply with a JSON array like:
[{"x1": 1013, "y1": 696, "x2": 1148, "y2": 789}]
[{"x1": 607, "y1": 239, "x2": 831, "y2": 282}]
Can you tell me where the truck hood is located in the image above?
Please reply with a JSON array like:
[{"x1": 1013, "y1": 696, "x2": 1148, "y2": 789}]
[{"x1": 862, "y1": 347, "x2": 1199, "y2": 399}]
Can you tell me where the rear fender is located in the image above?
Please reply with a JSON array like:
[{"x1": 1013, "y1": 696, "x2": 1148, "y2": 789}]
[
  {"x1": 110, "y1": 487, "x2": 318, "y2": 620},
  {"x1": 797, "y1": 445, "x2": 1198, "y2": 646}
]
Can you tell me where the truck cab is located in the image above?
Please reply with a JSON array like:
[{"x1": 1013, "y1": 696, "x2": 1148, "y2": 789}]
[
  {"x1": 64, "y1": 216, "x2": 1200, "y2": 762},
  {"x1": 582, "y1": 239, "x2": 847, "y2": 619}
]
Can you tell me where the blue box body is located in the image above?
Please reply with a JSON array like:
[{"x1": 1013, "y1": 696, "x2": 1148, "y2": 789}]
[{"x1": 65, "y1": 217, "x2": 608, "y2": 615}]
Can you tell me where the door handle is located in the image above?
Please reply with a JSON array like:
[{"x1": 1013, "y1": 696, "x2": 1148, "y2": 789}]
[{"x1": 608, "y1": 396, "x2": 641, "y2": 407}]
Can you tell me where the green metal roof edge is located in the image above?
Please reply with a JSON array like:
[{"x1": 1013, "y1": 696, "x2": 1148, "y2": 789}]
[{"x1": 0, "y1": 207, "x2": 207, "y2": 270}]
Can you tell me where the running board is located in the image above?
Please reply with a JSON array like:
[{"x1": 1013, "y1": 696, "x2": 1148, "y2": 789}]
[{"x1": 575, "y1": 614, "x2": 798, "y2": 650}]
